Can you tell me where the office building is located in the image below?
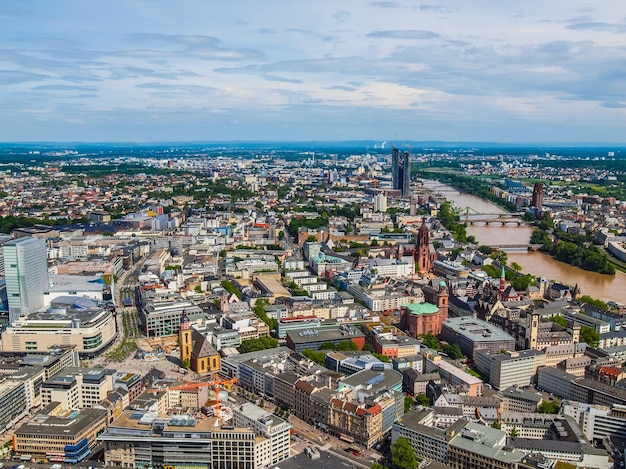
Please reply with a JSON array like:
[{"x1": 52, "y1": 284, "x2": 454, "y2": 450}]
[
  {"x1": 392, "y1": 146, "x2": 411, "y2": 197},
  {"x1": 440, "y1": 317, "x2": 516, "y2": 361},
  {"x1": 14, "y1": 402, "x2": 107, "y2": 463},
  {"x1": 4, "y1": 237, "x2": 49, "y2": 325},
  {"x1": 99, "y1": 408, "x2": 288, "y2": 469}
]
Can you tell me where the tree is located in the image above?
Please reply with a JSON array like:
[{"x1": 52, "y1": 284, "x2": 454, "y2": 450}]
[
  {"x1": 511, "y1": 262, "x2": 522, "y2": 272},
  {"x1": 478, "y1": 245, "x2": 493, "y2": 255},
  {"x1": 337, "y1": 340, "x2": 359, "y2": 351},
  {"x1": 278, "y1": 230, "x2": 285, "y2": 240},
  {"x1": 372, "y1": 352, "x2": 391, "y2": 363},
  {"x1": 580, "y1": 325, "x2": 600, "y2": 348},
  {"x1": 404, "y1": 396, "x2": 414, "y2": 413},
  {"x1": 319, "y1": 341, "x2": 337, "y2": 350},
  {"x1": 302, "y1": 348, "x2": 326, "y2": 366},
  {"x1": 391, "y1": 436, "x2": 418, "y2": 469},
  {"x1": 238, "y1": 336, "x2": 279, "y2": 353},
  {"x1": 510, "y1": 426, "x2": 519, "y2": 438},
  {"x1": 442, "y1": 343, "x2": 464, "y2": 360},
  {"x1": 491, "y1": 421, "x2": 501, "y2": 430},
  {"x1": 419, "y1": 333, "x2": 442, "y2": 351},
  {"x1": 550, "y1": 315, "x2": 569, "y2": 328},
  {"x1": 416, "y1": 394, "x2": 431, "y2": 407},
  {"x1": 538, "y1": 401, "x2": 560, "y2": 414}
]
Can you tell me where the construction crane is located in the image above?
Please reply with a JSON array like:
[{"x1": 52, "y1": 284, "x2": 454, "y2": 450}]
[{"x1": 166, "y1": 376, "x2": 238, "y2": 419}]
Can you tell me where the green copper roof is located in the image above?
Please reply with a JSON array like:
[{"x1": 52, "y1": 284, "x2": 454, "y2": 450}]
[{"x1": 403, "y1": 302, "x2": 439, "y2": 315}]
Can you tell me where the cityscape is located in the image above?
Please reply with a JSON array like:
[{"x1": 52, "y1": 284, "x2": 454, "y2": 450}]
[
  {"x1": 0, "y1": 143, "x2": 624, "y2": 469},
  {"x1": 2, "y1": 1, "x2": 626, "y2": 469}
]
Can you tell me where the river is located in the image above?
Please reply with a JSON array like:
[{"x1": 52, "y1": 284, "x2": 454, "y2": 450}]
[{"x1": 419, "y1": 179, "x2": 626, "y2": 305}]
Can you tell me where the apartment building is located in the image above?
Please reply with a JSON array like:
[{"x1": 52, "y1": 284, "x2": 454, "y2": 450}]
[
  {"x1": 41, "y1": 367, "x2": 114, "y2": 410},
  {"x1": 232, "y1": 402, "x2": 291, "y2": 466}
]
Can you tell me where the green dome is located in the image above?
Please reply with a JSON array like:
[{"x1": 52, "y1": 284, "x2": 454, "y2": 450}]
[
  {"x1": 439, "y1": 280, "x2": 447, "y2": 287},
  {"x1": 403, "y1": 302, "x2": 439, "y2": 315}
]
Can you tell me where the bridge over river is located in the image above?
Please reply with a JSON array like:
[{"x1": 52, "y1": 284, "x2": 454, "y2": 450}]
[{"x1": 465, "y1": 213, "x2": 525, "y2": 226}]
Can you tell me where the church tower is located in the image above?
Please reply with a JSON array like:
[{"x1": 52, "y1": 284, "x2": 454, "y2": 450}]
[
  {"x1": 437, "y1": 280, "x2": 449, "y2": 323},
  {"x1": 415, "y1": 220, "x2": 431, "y2": 274},
  {"x1": 527, "y1": 311, "x2": 540, "y2": 350},
  {"x1": 179, "y1": 309, "x2": 193, "y2": 367},
  {"x1": 499, "y1": 265, "x2": 506, "y2": 293}
]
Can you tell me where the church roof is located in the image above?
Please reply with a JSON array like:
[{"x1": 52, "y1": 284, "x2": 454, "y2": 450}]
[{"x1": 403, "y1": 302, "x2": 439, "y2": 315}]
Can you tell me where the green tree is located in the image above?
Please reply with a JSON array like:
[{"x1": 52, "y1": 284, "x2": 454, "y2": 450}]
[
  {"x1": 491, "y1": 421, "x2": 501, "y2": 430},
  {"x1": 302, "y1": 348, "x2": 326, "y2": 366},
  {"x1": 419, "y1": 334, "x2": 442, "y2": 351},
  {"x1": 337, "y1": 340, "x2": 359, "y2": 351},
  {"x1": 442, "y1": 343, "x2": 464, "y2": 360},
  {"x1": 550, "y1": 315, "x2": 569, "y2": 328},
  {"x1": 181, "y1": 358, "x2": 190, "y2": 369},
  {"x1": 578, "y1": 295, "x2": 608, "y2": 311},
  {"x1": 372, "y1": 464, "x2": 385, "y2": 469},
  {"x1": 416, "y1": 394, "x2": 431, "y2": 407},
  {"x1": 391, "y1": 436, "x2": 418, "y2": 469},
  {"x1": 237, "y1": 337, "x2": 279, "y2": 353},
  {"x1": 510, "y1": 426, "x2": 519, "y2": 438},
  {"x1": 580, "y1": 325, "x2": 600, "y2": 348},
  {"x1": 404, "y1": 396, "x2": 414, "y2": 413},
  {"x1": 538, "y1": 400, "x2": 561, "y2": 414},
  {"x1": 511, "y1": 262, "x2": 522, "y2": 272},
  {"x1": 319, "y1": 341, "x2": 337, "y2": 350},
  {"x1": 478, "y1": 245, "x2": 493, "y2": 255},
  {"x1": 372, "y1": 352, "x2": 391, "y2": 363}
]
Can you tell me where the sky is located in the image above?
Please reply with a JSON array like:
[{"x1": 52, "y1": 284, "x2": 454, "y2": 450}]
[{"x1": 1, "y1": 1, "x2": 626, "y2": 143}]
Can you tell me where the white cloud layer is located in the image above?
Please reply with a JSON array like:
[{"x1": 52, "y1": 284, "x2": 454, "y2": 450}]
[{"x1": 0, "y1": 1, "x2": 625, "y2": 142}]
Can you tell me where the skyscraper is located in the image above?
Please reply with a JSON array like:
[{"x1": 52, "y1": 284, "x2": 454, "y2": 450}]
[
  {"x1": 391, "y1": 146, "x2": 411, "y2": 197},
  {"x1": 532, "y1": 183, "x2": 544, "y2": 208},
  {"x1": 4, "y1": 237, "x2": 49, "y2": 325}
]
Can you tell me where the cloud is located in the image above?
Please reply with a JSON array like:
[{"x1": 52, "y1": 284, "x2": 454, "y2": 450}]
[
  {"x1": 419, "y1": 4, "x2": 459, "y2": 14},
  {"x1": 32, "y1": 84, "x2": 98, "y2": 92},
  {"x1": 369, "y1": 2, "x2": 400, "y2": 8},
  {"x1": 324, "y1": 85, "x2": 357, "y2": 92},
  {"x1": 566, "y1": 21, "x2": 618, "y2": 31},
  {"x1": 366, "y1": 30, "x2": 440, "y2": 40},
  {"x1": 0, "y1": 70, "x2": 50, "y2": 84},
  {"x1": 263, "y1": 75, "x2": 303, "y2": 84}
]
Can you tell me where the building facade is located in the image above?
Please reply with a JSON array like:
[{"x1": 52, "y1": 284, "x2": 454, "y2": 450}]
[{"x1": 4, "y1": 237, "x2": 49, "y2": 325}]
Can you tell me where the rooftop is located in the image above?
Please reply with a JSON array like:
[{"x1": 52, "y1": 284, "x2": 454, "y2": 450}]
[{"x1": 443, "y1": 317, "x2": 516, "y2": 342}]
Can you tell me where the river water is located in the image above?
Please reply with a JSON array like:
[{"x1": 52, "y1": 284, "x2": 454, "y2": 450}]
[{"x1": 419, "y1": 179, "x2": 626, "y2": 305}]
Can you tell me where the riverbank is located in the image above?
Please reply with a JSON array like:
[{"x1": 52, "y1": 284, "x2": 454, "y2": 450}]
[{"x1": 419, "y1": 177, "x2": 626, "y2": 304}]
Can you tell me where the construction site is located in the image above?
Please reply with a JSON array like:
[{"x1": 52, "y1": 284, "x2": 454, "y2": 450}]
[{"x1": 148, "y1": 374, "x2": 238, "y2": 421}]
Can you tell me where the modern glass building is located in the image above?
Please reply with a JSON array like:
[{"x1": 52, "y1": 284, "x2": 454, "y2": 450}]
[{"x1": 4, "y1": 237, "x2": 49, "y2": 325}]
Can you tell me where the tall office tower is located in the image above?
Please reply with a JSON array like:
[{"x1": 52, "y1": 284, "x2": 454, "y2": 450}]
[
  {"x1": 4, "y1": 237, "x2": 49, "y2": 325},
  {"x1": 532, "y1": 183, "x2": 544, "y2": 208},
  {"x1": 391, "y1": 146, "x2": 411, "y2": 197}
]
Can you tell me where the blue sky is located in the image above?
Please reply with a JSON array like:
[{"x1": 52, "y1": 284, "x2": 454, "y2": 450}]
[{"x1": 1, "y1": 1, "x2": 625, "y2": 143}]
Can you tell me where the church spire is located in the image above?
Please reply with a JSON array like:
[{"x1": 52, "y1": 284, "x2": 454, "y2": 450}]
[{"x1": 499, "y1": 265, "x2": 506, "y2": 292}]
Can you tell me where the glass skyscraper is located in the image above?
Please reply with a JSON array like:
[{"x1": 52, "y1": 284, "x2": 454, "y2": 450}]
[
  {"x1": 391, "y1": 146, "x2": 411, "y2": 197},
  {"x1": 4, "y1": 237, "x2": 49, "y2": 325}
]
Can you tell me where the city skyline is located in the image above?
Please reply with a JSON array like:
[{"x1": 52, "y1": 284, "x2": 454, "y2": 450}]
[{"x1": 1, "y1": 1, "x2": 625, "y2": 143}]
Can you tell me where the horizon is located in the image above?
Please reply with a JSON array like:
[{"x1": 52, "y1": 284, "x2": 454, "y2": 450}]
[{"x1": 2, "y1": 2, "x2": 625, "y2": 143}]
